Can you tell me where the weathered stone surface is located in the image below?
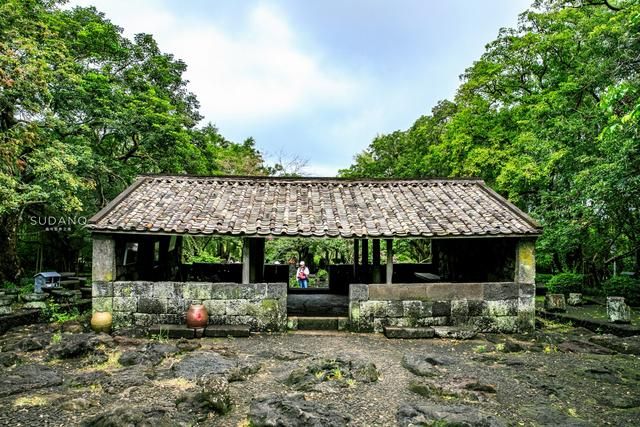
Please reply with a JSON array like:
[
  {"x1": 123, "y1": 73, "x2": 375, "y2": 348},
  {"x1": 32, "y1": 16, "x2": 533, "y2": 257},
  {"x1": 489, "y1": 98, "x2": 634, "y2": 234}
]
[
  {"x1": 589, "y1": 334, "x2": 640, "y2": 355},
  {"x1": 202, "y1": 299, "x2": 226, "y2": 316},
  {"x1": 297, "y1": 317, "x2": 339, "y2": 330},
  {"x1": 23, "y1": 301, "x2": 47, "y2": 310},
  {"x1": 286, "y1": 358, "x2": 379, "y2": 391},
  {"x1": 567, "y1": 293, "x2": 583, "y2": 306},
  {"x1": 349, "y1": 283, "x2": 369, "y2": 301},
  {"x1": 21, "y1": 292, "x2": 48, "y2": 302},
  {"x1": 177, "y1": 374, "x2": 232, "y2": 414},
  {"x1": 0, "y1": 306, "x2": 12, "y2": 315},
  {"x1": 468, "y1": 300, "x2": 487, "y2": 316},
  {"x1": 226, "y1": 299, "x2": 255, "y2": 316},
  {"x1": 3, "y1": 333, "x2": 51, "y2": 352},
  {"x1": 0, "y1": 352, "x2": 20, "y2": 367},
  {"x1": 204, "y1": 325, "x2": 251, "y2": 337},
  {"x1": 265, "y1": 283, "x2": 287, "y2": 298},
  {"x1": 433, "y1": 326, "x2": 477, "y2": 340},
  {"x1": 83, "y1": 405, "x2": 175, "y2": 426},
  {"x1": 47, "y1": 333, "x2": 106, "y2": 359},
  {"x1": 607, "y1": 297, "x2": 631, "y2": 323},
  {"x1": 249, "y1": 393, "x2": 350, "y2": 427},
  {"x1": 172, "y1": 351, "x2": 237, "y2": 380},
  {"x1": 483, "y1": 282, "x2": 519, "y2": 300},
  {"x1": 92, "y1": 236, "x2": 116, "y2": 282},
  {"x1": 402, "y1": 353, "x2": 453, "y2": 376},
  {"x1": 183, "y1": 282, "x2": 213, "y2": 300},
  {"x1": 0, "y1": 364, "x2": 63, "y2": 397},
  {"x1": 113, "y1": 281, "x2": 153, "y2": 298},
  {"x1": 451, "y1": 299, "x2": 469, "y2": 317},
  {"x1": 149, "y1": 324, "x2": 195, "y2": 339},
  {"x1": 137, "y1": 297, "x2": 167, "y2": 314},
  {"x1": 402, "y1": 300, "x2": 432, "y2": 318},
  {"x1": 112, "y1": 296, "x2": 136, "y2": 312},
  {"x1": 545, "y1": 294, "x2": 566, "y2": 312},
  {"x1": 384, "y1": 326, "x2": 435, "y2": 339},
  {"x1": 151, "y1": 281, "x2": 179, "y2": 299},
  {"x1": 133, "y1": 313, "x2": 158, "y2": 327},
  {"x1": 360, "y1": 300, "x2": 388, "y2": 318},
  {"x1": 558, "y1": 339, "x2": 616, "y2": 355},
  {"x1": 92, "y1": 296, "x2": 113, "y2": 312},
  {"x1": 427, "y1": 283, "x2": 484, "y2": 300},
  {"x1": 432, "y1": 300, "x2": 451, "y2": 317},
  {"x1": 166, "y1": 297, "x2": 187, "y2": 314},
  {"x1": 516, "y1": 239, "x2": 536, "y2": 284},
  {"x1": 485, "y1": 299, "x2": 518, "y2": 316},
  {"x1": 397, "y1": 403, "x2": 505, "y2": 427}
]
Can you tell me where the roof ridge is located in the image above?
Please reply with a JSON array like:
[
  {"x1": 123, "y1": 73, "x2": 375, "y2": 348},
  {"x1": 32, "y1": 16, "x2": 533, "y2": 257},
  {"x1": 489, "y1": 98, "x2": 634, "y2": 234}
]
[{"x1": 138, "y1": 173, "x2": 485, "y2": 184}]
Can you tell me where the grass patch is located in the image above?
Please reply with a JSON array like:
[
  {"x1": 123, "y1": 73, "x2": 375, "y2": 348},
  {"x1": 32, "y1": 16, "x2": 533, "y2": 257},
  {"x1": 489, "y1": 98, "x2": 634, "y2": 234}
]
[{"x1": 13, "y1": 395, "x2": 50, "y2": 408}]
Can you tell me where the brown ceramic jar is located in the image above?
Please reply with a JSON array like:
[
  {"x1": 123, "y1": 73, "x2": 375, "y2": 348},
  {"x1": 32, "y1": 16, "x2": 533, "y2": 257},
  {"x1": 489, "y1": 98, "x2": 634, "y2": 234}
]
[
  {"x1": 91, "y1": 311, "x2": 113, "y2": 333},
  {"x1": 186, "y1": 304, "x2": 209, "y2": 328}
]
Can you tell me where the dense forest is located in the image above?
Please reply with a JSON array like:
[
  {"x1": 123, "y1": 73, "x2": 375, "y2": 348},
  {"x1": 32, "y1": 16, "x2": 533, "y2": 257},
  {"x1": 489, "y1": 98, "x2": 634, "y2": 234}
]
[
  {"x1": 341, "y1": 0, "x2": 640, "y2": 290},
  {"x1": 1, "y1": 0, "x2": 639, "y2": 298},
  {"x1": 0, "y1": 0, "x2": 272, "y2": 283}
]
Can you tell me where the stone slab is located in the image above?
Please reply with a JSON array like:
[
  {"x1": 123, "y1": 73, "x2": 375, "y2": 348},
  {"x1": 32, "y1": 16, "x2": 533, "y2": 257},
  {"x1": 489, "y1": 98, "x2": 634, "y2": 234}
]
[
  {"x1": 149, "y1": 324, "x2": 195, "y2": 339},
  {"x1": 383, "y1": 326, "x2": 435, "y2": 339},
  {"x1": 296, "y1": 316, "x2": 339, "y2": 330},
  {"x1": 204, "y1": 325, "x2": 250, "y2": 338}
]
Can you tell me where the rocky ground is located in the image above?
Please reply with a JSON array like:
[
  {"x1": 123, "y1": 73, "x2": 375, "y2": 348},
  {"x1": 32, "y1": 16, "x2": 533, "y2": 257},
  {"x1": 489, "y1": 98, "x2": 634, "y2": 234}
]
[{"x1": 0, "y1": 319, "x2": 639, "y2": 426}]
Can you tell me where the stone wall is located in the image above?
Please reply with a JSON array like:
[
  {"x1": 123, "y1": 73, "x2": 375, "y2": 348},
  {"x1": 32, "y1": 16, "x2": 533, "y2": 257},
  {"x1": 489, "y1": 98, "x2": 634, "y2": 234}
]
[
  {"x1": 349, "y1": 282, "x2": 535, "y2": 333},
  {"x1": 92, "y1": 281, "x2": 287, "y2": 332}
]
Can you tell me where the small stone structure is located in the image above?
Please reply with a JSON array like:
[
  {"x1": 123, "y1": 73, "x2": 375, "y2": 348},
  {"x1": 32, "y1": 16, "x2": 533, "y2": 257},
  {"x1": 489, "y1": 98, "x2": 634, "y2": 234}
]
[
  {"x1": 93, "y1": 281, "x2": 287, "y2": 331},
  {"x1": 607, "y1": 297, "x2": 631, "y2": 324},
  {"x1": 544, "y1": 294, "x2": 566, "y2": 312},
  {"x1": 567, "y1": 293, "x2": 583, "y2": 306}
]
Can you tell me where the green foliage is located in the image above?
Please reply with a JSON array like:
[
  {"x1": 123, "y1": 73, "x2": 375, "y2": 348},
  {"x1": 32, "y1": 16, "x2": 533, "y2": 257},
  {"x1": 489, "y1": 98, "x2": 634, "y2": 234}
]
[
  {"x1": 546, "y1": 273, "x2": 584, "y2": 296},
  {"x1": 341, "y1": 1, "x2": 640, "y2": 279},
  {"x1": 316, "y1": 269, "x2": 328, "y2": 281},
  {"x1": 45, "y1": 302, "x2": 81, "y2": 324},
  {"x1": 603, "y1": 276, "x2": 640, "y2": 306},
  {"x1": 535, "y1": 274, "x2": 554, "y2": 286},
  {"x1": 0, "y1": 0, "x2": 269, "y2": 282},
  {"x1": 187, "y1": 253, "x2": 225, "y2": 264},
  {"x1": 1, "y1": 281, "x2": 17, "y2": 291}
]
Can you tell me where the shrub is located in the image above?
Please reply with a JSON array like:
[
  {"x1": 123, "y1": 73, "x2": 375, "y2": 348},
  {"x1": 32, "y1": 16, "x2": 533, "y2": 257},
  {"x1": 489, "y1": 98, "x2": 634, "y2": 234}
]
[
  {"x1": 603, "y1": 276, "x2": 640, "y2": 306},
  {"x1": 316, "y1": 269, "x2": 328, "y2": 281},
  {"x1": 535, "y1": 274, "x2": 553, "y2": 286},
  {"x1": 546, "y1": 272, "x2": 584, "y2": 296}
]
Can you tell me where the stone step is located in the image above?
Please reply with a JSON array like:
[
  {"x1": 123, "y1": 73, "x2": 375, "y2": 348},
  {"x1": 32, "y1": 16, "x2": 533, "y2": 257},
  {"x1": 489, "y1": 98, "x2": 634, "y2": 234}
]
[
  {"x1": 148, "y1": 324, "x2": 251, "y2": 339},
  {"x1": 204, "y1": 324, "x2": 250, "y2": 338},
  {"x1": 291, "y1": 316, "x2": 348, "y2": 331},
  {"x1": 383, "y1": 326, "x2": 435, "y2": 339}
]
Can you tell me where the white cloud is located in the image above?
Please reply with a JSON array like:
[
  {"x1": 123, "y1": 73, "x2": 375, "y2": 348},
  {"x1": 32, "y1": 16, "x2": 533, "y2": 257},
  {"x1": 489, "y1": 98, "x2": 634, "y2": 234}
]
[{"x1": 70, "y1": 1, "x2": 362, "y2": 126}]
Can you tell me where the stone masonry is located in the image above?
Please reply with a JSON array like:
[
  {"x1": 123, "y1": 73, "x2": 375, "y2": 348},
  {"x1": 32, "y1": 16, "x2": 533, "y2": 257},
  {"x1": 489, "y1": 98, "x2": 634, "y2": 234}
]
[
  {"x1": 93, "y1": 281, "x2": 287, "y2": 332},
  {"x1": 348, "y1": 239, "x2": 536, "y2": 334}
]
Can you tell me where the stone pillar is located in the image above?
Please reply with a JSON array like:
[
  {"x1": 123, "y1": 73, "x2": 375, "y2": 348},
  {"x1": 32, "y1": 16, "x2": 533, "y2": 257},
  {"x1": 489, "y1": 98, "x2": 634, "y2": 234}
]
[
  {"x1": 242, "y1": 237, "x2": 250, "y2": 284},
  {"x1": 515, "y1": 239, "x2": 536, "y2": 332},
  {"x1": 92, "y1": 234, "x2": 116, "y2": 282},
  {"x1": 607, "y1": 297, "x2": 631, "y2": 323},
  {"x1": 386, "y1": 239, "x2": 393, "y2": 284},
  {"x1": 515, "y1": 239, "x2": 535, "y2": 285}
]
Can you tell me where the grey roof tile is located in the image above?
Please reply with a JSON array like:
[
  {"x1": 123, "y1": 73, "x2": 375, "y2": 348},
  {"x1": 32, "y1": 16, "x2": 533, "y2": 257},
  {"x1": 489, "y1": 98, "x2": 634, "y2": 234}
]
[{"x1": 88, "y1": 175, "x2": 542, "y2": 238}]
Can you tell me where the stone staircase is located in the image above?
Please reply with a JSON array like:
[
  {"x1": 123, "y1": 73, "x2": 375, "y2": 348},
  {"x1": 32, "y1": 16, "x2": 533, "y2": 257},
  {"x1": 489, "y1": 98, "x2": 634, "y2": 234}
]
[{"x1": 287, "y1": 316, "x2": 349, "y2": 331}]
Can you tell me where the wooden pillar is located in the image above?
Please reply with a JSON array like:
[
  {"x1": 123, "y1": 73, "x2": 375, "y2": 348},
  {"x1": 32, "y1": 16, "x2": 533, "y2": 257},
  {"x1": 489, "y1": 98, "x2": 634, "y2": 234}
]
[
  {"x1": 372, "y1": 239, "x2": 381, "y2": 283},
  {"x1": 386, "y1": 239, "x2": 393, "y2": 284},
  {"x1": 242, "y1": 237, "x2": 250, "y2": 284},
  {"x1": 249, "y1": 238, "x2": 265, "y2": 283},
  {"x1": 353, "y1": 239, "x2": 360, "y2": 281},
  {"x1": 361, "y1": 238, "x2": 369, "y2": 283}
]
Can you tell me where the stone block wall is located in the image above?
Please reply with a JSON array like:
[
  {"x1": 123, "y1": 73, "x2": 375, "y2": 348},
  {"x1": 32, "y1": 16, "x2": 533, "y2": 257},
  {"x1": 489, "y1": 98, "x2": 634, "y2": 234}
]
[
  {"x1": 92, "y1": 281, "x2": 287, "y2": 332},
  {"x1": 349, "y1": 282, "x2": 535, "y2": 333}
]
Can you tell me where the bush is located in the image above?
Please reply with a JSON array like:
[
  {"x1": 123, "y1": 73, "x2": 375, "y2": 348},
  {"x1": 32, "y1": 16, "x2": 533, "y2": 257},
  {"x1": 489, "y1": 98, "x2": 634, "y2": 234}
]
[
  {"x1": 316, "y1": 269, "x2": 328, "y2": 281},
  {"x1": 546, "y1": 273, "x2": 584, "y2": 296},
  {"x1": 603, "y1": 276, "x2": 640, "y2": 306},
  {"x1": 535, "y1": 274, "x2": 554, "y2": 286}
]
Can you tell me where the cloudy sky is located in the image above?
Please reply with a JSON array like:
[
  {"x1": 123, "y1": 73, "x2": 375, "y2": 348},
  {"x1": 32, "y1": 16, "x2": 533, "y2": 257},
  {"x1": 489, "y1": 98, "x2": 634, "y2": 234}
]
[{"x1": 70, "y1": 0, "x2": 531, "y2": 176}]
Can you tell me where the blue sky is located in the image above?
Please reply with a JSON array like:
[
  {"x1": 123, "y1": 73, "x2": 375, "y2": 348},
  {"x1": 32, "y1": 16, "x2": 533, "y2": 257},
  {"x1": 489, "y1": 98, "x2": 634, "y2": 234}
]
[{"x1": 70, "y1": 0, "x2": 531, "y2": 176}]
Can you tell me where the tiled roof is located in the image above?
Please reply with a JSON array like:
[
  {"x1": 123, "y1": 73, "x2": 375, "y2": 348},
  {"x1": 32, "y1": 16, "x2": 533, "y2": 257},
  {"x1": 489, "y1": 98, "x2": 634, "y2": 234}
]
[{"x1": 88, "y1": 175, "x2": 541, "y2": 238}]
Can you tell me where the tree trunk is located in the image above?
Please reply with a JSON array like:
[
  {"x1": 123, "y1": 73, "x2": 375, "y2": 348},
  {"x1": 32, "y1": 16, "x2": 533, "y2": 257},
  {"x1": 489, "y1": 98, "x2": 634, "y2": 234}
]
[{"x1": 0, "y1": 214, "x2": 22, "y2": 283}]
